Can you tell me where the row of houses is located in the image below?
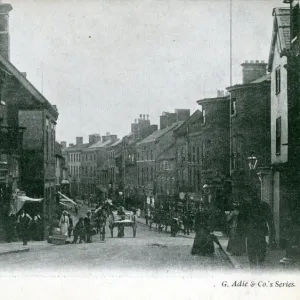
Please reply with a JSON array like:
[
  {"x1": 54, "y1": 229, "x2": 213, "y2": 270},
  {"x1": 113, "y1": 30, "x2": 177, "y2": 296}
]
[
  {"x1": 0, "y1": 2, "x2": 67, "y2": 240},
  {"x1": 63, "y1": 4, "x2": 300, "y2": 247}
]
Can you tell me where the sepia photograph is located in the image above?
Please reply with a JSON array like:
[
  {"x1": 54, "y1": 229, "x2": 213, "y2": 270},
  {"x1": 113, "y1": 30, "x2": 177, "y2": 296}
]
[{"x1": 0, "y1": 0, "x2": 300, "y2": 299}]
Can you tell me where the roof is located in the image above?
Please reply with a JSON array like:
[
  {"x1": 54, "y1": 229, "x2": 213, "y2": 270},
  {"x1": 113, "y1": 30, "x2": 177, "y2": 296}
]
[
  {"x1": 174, "y1": 110, "x2": 202, "y2": 135},
  {"x1": 110, "y1": 139, "x2": 122, "y2": 147},
  {"x1": 66, "y1": 143, "x2": 89, "y2": 152},
  {"x1": 197, "y1": 95, "x2": 230, "y2": 105},
  {"x1": 226, "y1": 73, "x2": 271, "y2": 91},
  {"x1": 88, "y1": 139, "x2": 112, "y2": 149},
  {"x1": 137, "y1": 121, "x2": 184, "y2": 145},
  {"x1": 268, "y1": 8, "x2": 290, "y2": 72},
  {"x1": 0, "y1": 53, "x2": 58, "y2": 118},
  {"x1": 251, "y1": 73, "x2": 271, "y2": 83}
]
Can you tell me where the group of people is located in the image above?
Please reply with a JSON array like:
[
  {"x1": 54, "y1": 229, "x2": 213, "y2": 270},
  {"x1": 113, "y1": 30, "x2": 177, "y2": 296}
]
[
  {"x1": 191, "y1": 190, "x2": 276, "y2": 269},
  {"x1": 58, "y1": 210, "x2": 94, "y2": 244},
  {"x1": 5, "y1": 209, "x2": 43, "y2": 245}
]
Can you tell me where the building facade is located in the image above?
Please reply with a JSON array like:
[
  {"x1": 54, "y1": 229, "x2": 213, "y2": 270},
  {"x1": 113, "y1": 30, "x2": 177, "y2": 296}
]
[
  {"x1": 227, "y1": 61, "x2": 271, "y2": 208},
  {"x1": 268, "y1": 7, "x2": 290, "y2": 245}
]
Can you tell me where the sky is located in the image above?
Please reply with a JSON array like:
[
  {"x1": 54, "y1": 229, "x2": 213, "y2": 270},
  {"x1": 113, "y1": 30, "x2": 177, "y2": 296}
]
[{"x1": 7, "y1": 0, "x2": 284, "y2": 144}]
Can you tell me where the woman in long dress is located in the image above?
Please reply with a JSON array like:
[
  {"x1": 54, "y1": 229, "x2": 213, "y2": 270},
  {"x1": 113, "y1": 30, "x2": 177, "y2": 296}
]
[
  {"x1": 226, "y1": 204, "x2": 246, "y2": 255},
  {"x1": 59, "y1": 211, "x2": 69, "y2": 237},
  {"x1": 191, "y1": 202, "x2": 214, "y2": 256}
]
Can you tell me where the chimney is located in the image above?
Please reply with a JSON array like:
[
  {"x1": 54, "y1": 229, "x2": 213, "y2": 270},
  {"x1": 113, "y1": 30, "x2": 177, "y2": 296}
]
[
  {"x1": 60, "y1": 141, "x2": 67, "y2": 149},
  {"x1": 69, "y1": 143, "x2": 74, "y2": 147},
  {"x1": 143, "y1": 114, "x2": 145, "y2": 120},
  {"x1": 76, "y1": 136, "x2": 83, "y2": 145},
  {"x1": 89, "y1": 134, "x2": 101, "y2": 145},
  {"x1": 0, "y1": 3, "x2": 12, "y2": 60},
  {"x1": 160, "y1": 114, "x2": 168, "y2": 130},
  {"x1": 175, "y1": 109, "x2": 190, "y2": 122},
  {"x1": 241, "y1": 60, "x2": 267, "y2": 84}
]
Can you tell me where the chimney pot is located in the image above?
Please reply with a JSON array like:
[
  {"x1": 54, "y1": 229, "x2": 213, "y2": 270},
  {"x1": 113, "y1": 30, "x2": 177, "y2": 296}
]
[
  {"x1": 250, "y1": 60, "x2": 254, "y2": 63},
  {"x1": 261, "y1": 60, "x2": 264, "y2": 63},
  {"x1": 256, "y1": 60, "x2": 259, "y2": 63},
  {"x1": 245, "y1": 60, "x2": 248, "y2": 63}
]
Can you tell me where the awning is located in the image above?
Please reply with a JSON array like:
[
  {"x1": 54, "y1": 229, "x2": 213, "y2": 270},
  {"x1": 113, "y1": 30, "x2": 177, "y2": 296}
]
[
  {"x1": 58, "y1": 191, "x2": 77, "y2": 205},
  {"x1": 59, "y1": 201, "x2": 72, "y2": 209},
  {"x1": 10, "y1": 195, "x2": 43, "y2": 215}
]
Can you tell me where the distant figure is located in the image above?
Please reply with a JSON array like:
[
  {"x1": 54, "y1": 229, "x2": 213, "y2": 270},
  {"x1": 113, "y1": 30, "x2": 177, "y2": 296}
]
[
  {"x1": 226, "y1": 203, "x2": 246, "y2": 256},
  {"x1": 182, "y1": 212, "x2": 191, "y2": 236},
  {"x1": 32, "y1": 212, "x2": 43, "y2": 241},
  {"x1": 84, "y1": 211, "x2": 92, "y2": 243},
  {"x1": 72, "y1": 218, "x2": 85, "y2": 244},
  {"x1": 117, "y1": 206, "x2": 126, "y2": 238},
  {"x1": 191, "y1": 202, "x2": 220, "y2": 256},
  {"x1": 18, "y1": 209, "x2": 32, "y2": 245},
  {"x1": 75, "y1": 205, "x2": 79, "y2": 215},
  {"x1": 242, "y1": 193, "x2": 276, "y2": 269},
  {"x1": 59, "y1": 211, "x2": 69, "y2": 237},
  {"x1": 68, "y1": 213, "x2": 73, "y2": 238}
]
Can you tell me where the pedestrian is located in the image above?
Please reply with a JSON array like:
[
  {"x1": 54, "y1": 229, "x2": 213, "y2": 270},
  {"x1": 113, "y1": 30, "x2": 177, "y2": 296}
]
[
  {"x1": 191, "y1": 202, "x2": 217, "y2": 256},
  {"x1": 84, "y1": 211, "x2": 92, "y2": 243},
  {"x1": 68, "y1": 213, "x2": 73, "y2": 238},
  {"x1": 5, "y1": 213, "x2": 16, "y2": 243},
  {"x1": 226, "y1": 202, "x2": 246, "y2": 256},
  {"x1": 131, "y1": 209, "x2": 137, "y2": 237},
  {"x1": 32, "y1": 212, "x2": 43, "y2": 241},
  {"x1": 242, "y1": 190, "x2": 276, "y2": 269},
  {"x1": 182, "y1": 212, "x2": 190, "y2": 235},
  {"x1": 59, "y1": 211, "x2": 69, "y2": 237},
  {"x1": 17, "y1": 209, "x2": 32, "y2": 245},
  {"x1": 117, "y1": 206, "x2": 126, "y2": 238},
  {"x1": 75, "y1": 205, "x2": 79, "y2": 215},
  {"x1": 72, "y1": 218, "x2": 85, "y2": 244}
]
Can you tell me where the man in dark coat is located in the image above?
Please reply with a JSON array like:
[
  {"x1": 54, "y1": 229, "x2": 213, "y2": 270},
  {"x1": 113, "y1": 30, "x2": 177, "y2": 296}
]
[
  {"x1": 18, "y1": 209, "x2": 32, "y2": 245},
  {"x1": 84, "y1": 211, "x2": 92, "y2": 243},
  {"x1": 241, "y1": 193, "x2": 276, "y2": 269}
]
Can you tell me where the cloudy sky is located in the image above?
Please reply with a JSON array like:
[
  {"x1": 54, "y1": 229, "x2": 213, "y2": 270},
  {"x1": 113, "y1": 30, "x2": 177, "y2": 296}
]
[{"x1": 8, "y1": 0, "x2": 282, "y2": 143}]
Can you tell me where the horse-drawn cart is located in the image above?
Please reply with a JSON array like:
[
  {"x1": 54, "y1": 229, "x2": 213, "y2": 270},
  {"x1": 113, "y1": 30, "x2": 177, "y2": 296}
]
[{"x1": 108, "y1": 211, "x2": 137, "y2": 238}]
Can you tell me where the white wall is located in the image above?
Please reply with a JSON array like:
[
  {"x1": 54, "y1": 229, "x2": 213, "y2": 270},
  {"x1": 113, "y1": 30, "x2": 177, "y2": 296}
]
[{"x1": 270, "y1": 35, "x2": 288, "y2": 164}]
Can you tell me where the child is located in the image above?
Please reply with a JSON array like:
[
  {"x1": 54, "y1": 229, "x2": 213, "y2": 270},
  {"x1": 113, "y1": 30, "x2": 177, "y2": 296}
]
[{"x1": 72, "y1": 218, "x2": 85, "y2": 244}]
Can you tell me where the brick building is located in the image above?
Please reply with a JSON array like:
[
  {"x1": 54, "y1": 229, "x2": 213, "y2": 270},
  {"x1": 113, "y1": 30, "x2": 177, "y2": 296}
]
[{"x1": 227, "y1": 61, "x2": 271, "y2": 206}]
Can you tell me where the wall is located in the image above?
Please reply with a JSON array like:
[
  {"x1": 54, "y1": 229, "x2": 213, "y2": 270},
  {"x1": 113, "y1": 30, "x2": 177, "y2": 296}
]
[{"x1": 270, "y1": 43, "x2": 288, "y2": 164}]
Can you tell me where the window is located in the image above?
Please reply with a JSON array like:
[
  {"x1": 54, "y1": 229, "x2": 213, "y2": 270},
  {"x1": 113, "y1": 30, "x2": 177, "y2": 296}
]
[
  {"x1": 197, "y1": 147, "x2": 200, "y2": 163},
  {"x1": 231, "y1": 98, "x2": 236, "y2": 115},
  {"x1": 202, "y1": 109, "x2": 206, "y2": 125},
  {"x1": 276, "y1": 117, "x2": 281, "y2": 155},
  {"x1": 150, "y1": 150, "x2": 153, "y2": 160},
  {"x1": 276, "y1": 67, "x2": 281, "y2": 94},
  {"x1": 45, "y1": 117, "x2": 49, "y2": 162},
  {"x1": 192, "y1": 147, "x2": 196, "y2": 162}
]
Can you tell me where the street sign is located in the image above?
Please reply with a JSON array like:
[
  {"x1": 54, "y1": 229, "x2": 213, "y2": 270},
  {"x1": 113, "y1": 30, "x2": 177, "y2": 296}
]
[{"x1": 179, "y1": 192, "x2": 185, "y2": 200}]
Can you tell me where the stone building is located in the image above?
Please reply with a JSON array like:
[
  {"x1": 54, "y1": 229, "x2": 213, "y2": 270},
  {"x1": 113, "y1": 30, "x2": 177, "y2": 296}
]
[
  {"x1": 226, "y1": 61, "x2": 271, "y2": 206},
  {"x1": 0, "y1": 1, "x2": 59, "y2": 235},
  {"x1": 268, "y1": 7, "x2": 290, "y2": 245},
  {"x1": 136, "y1": 110, "x2": 189, "y2": 212},
  {"x1": 196, "y1": 92, "x2": 231, "y2": 212},
  {"x1": 65, "y1": 137, "x2": 90, "y2": 198}
]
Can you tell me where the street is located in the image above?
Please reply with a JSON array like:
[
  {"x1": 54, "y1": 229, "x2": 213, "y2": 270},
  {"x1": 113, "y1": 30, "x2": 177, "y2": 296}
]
[{"x1": 0, "y1": 222, "x2": 232, "y2": 274}]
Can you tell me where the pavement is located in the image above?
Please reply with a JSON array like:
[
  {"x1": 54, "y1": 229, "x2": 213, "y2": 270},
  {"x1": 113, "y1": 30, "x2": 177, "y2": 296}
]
[{"x1": 135, "y1": 216, "x2": 300, "y2": 271}]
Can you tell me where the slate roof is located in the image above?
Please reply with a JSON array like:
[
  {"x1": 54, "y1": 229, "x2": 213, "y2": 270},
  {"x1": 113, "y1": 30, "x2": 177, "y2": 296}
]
[
  {"x1": 67, "y1": 143, "x2": 89, "y2": 151},
  {"x1": 268, "y1": 7, "x2": 290, "y2": 72},
  {"x1": 250, "y1": 73, "x2": 271, "y2": 83},
  {"x1": 0, "y1": 53, "x2": 58, "y2": 118},
  {"x1": 137, "y1": 121, "x2": 184, "y2": 145},
  {"x1": 110, "y1": 139, "x2": 122, "y2": 147},
  {"x1": 88, "y1": 139, "x2": 112, "y2": 149}
]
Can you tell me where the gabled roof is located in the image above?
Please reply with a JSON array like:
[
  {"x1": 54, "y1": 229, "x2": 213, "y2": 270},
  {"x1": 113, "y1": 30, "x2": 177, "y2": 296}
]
[
  {"x1": 137, "y1": 121, "x2": 184, "y2": 145},
  {"x1": 268, "y1": 7, "x2": 290, "y2": 72},
  {"x1": 0, "y1": 53, "x2": 58, "y2": 118}
]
